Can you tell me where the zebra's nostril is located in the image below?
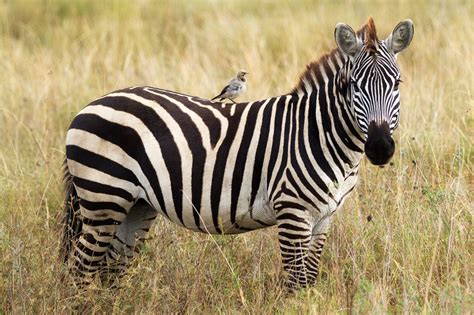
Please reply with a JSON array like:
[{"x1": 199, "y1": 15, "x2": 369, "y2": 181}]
[
  {"x1": 389, "y1": 137, "x2": 395, "y2": 146},
  {"x1": 365, "y1": 123, "x2": 395, "y2": 165},
  {"x1": 365, "y1": 138, "x2": 395, "y2": 165}
]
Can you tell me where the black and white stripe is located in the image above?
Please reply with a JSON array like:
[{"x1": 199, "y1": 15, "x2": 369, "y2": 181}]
[{"x1": 61, "y1": 18, "x2": 413, "y2": 289}]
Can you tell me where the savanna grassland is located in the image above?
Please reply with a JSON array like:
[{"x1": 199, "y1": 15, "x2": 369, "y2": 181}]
[{"x1": 0, "y1": 0, "x2": 472, "y2": 313}]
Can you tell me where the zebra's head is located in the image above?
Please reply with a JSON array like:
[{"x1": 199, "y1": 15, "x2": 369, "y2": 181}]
[{"x1": 334, "y1": 18, "x2": 414, "y2": 165}]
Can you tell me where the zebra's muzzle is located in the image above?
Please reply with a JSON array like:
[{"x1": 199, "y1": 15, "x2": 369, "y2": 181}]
[{"x1": 364, "y1": 121, "x2": 395, "y2": 165}]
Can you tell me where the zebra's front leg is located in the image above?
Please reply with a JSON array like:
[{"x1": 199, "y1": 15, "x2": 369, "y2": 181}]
[{"x1": 277, "y1": 208, "x2": 330, "y2": 290}]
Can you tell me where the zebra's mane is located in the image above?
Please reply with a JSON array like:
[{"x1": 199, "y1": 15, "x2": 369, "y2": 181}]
[
  {"x1": 292, "y1": 17, "x2": 378, "y2": 94},
  {"x1": 362, "y1": 17, "x2": 379, "y2": 52}
]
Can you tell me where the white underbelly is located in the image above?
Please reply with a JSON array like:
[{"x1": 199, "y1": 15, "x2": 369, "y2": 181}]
[
  {"x1": 234, "y1": 184, "x2": 276, "y2": 229},
  {"x1": 172, "y1": 185, "x2": 276, "y2": 234}
]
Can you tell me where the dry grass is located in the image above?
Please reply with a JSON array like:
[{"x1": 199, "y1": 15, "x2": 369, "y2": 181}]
[{"x1": 0, "y1": 0, "x2": 472, "y2": 313}]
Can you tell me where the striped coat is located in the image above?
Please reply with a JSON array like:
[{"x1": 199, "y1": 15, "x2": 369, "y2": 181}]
[{"x1": 62, "y1": 18, "x2": 414, "y2": 289}]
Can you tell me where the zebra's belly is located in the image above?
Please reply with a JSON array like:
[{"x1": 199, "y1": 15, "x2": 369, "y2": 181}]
[
  {"x1": 165, "y1": 186, "x2": 277, "y2": 235},
  {"x1": 230, "y1": 191, "x2": 277, "y2": 233}
]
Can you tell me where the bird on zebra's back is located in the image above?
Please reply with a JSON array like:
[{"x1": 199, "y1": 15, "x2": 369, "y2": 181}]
[{"x1": 211, "y1": 69, "x2": 248, "y2": 103}]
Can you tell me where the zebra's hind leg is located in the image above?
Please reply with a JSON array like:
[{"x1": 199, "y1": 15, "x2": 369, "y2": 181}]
[
  {"x1": 101, "y1": 199, "x2": 157, "y2": 283},
  {"x1": 69, "y1": 198, "x2": 129, "y2": 286}
]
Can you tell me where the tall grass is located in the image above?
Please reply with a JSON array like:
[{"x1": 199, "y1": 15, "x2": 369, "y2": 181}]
[{"x1": 0, "y1": 0, "x2": 472, "y2": 313}]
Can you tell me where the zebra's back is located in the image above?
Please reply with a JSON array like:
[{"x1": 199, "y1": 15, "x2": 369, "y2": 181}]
[{"x1": 66, "y1": 86, "x2": 280, "y2": 235}]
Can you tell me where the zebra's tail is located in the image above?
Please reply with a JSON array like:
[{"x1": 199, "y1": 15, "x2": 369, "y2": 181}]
[{"x1": 60, "y1": 159, "x2": 82, "y2": 264}]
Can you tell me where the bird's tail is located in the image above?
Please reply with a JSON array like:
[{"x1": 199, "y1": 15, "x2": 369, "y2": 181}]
[{"x1": 211, "y1": 95, "x2": 220, "y2": 101}]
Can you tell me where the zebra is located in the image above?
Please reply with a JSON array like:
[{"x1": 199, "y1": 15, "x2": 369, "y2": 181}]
[{"x1": 61, "y1": 18, "x2": 414, "y2": 290}]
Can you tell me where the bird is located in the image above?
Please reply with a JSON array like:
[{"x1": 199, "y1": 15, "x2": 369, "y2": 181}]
[{"x1": 211, "y1": 70, "x2": 248, "y2": 103}]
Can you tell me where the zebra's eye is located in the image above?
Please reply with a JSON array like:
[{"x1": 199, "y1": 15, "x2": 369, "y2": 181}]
[
  {"x1": 394, "y1": 79, "x2": 402, "y2": 91},
  {"x1": 350, "y1": 79, "x2": 358, "y2": 90}
]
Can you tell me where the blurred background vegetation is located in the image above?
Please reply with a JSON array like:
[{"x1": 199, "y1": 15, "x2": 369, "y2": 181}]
[{"x1": 0, "y1": 0, "x2": 472, "y2": 313}]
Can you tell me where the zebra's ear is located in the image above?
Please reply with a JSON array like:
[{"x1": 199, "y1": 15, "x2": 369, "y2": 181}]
[
  {"x1": 334, "y1": 23, "x2": 361, "y2": 58},
  {"x1": 386, "y1": 19, "x2": 414, "y2": 55}
]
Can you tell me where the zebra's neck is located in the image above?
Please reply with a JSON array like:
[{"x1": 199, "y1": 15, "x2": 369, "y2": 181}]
[{"x1": 289, "y1": 49, "x2": 365, "y2": 179}]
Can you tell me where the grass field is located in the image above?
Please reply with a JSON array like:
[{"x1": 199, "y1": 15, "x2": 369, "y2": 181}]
[{"x1": 0, "y1": 0, "x2": 472, "y2": 313}]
